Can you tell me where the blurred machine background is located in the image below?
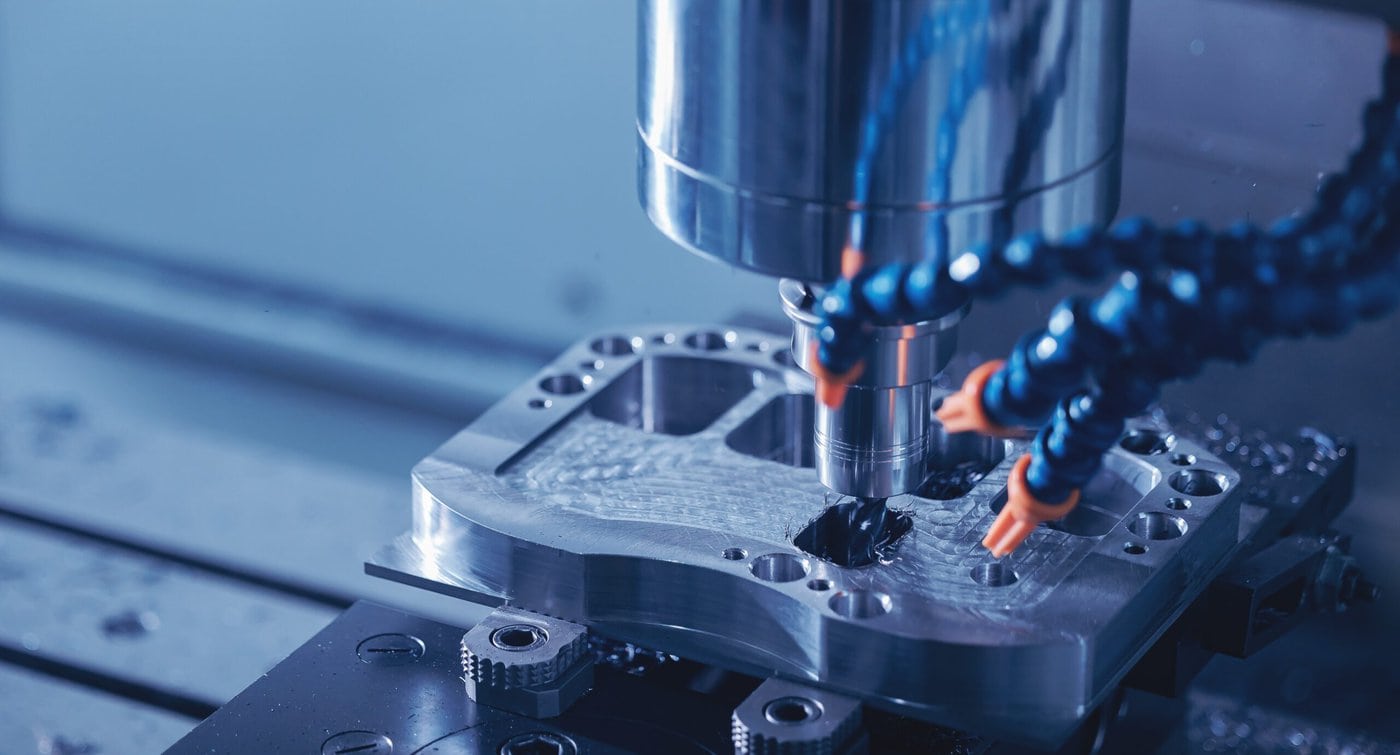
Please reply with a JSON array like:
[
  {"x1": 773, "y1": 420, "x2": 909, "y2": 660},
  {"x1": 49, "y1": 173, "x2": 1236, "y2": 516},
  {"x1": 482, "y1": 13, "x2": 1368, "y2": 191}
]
[{"x1": 0, "y1": 0, "x2": 1397, "y2": 752}]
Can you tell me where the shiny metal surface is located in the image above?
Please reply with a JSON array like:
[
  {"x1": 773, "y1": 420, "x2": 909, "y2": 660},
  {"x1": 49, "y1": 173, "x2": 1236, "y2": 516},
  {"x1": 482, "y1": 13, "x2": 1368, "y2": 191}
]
[
  {"x1": 731, "y1": 678, "x2": 866, "y2": 755},
  {"x1": 167, "y1": 602, "x2": 737, "y2": 754},
  {"x1": 371, "y1": 326, "x2": 1246, "y2": 746},
  {"x1": 781, "y1": 280, "x2": 967, "y2": 497},
  {"x1": 461, "y1": 607, "x2": 595, "y2": 719},
  {"x1": 638, "y1": 0, "x2": 1129, "y2": 282}
]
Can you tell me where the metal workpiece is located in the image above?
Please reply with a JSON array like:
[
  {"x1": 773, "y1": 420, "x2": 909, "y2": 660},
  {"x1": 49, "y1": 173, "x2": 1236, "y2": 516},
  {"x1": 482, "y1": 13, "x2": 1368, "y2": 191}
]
[
  {"x1": 370, "y1": 326, "x2": 1252, "y2": 746},
  {"x1": 461, "y1": 606, "x2": 594, "y2": 719},
  {"x1": 781, "y1": 280, "x2": 967, "y2": 497},
  {"x1": 732, "y1": 679, "x2": 867, "y2": 755},
  {"x1": 637, "y1": 0, "x2": 1128, "y2": 282}
]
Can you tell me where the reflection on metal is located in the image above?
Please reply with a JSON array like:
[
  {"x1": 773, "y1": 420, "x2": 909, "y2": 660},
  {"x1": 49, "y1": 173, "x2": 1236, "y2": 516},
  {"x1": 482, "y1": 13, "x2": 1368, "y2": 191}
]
[
  {"x1": 781, "y1": 279, "x2": 968, "y2": 498},
  {"x1": 371, "y1": 326, "x2": 1246, "y2": 747},
  {"x1": 638, "y1": 0, "x2": 1129, "y2": 282}
]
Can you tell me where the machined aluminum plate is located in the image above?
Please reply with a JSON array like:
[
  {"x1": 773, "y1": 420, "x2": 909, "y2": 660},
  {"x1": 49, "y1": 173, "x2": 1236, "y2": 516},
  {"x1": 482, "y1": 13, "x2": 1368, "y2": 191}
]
[{"x1": 371, "y1": 325, "x2": 1243, "y2": 747}]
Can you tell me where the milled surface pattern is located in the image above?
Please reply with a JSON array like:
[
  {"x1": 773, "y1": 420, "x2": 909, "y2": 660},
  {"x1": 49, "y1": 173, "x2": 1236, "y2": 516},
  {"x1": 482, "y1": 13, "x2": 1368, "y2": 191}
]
[{"x1": 479, "y1": 386, "x2": 1101, "y2": 613}]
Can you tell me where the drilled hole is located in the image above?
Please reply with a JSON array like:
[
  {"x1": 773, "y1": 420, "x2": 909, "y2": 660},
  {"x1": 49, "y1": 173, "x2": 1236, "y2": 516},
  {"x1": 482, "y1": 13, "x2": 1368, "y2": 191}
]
[
  {"x1": 490, "y1": 625, "x2": 547, "y2": 651},
  {"x1": 1130, "y1": 512, "x2": 1187, "y2": 540},
  {"x1": 1171, "y1": 453, "x2": 1197, "y2": 466},
  {"x1": 539, "y1": 374, "x2": 586, "y2": 395},
  {"x1": 970, "y1": 562, "x2": 1019, "y2": 587},
  {"x1": 1124, "y1": 542, "x2": 1148, "y2": 555},
  {"x1": 745, "y1": 342, "x2": 769, "y2": 353},
  {"x1": 652, "y1": 333, "x2": 676, "y2": 345},
  {"x1": 1169, "y1": 469, "x2": 1227, "y2": 497},
  {"x1": 806, "y1": 578, "x2": 833, "y2": 591},
  {"x1": 528, "y1": 398, "x2": 552, "y2": 410},
  {"x1": 721, "y1": 547, "x2": 747, "y2": 561},
  {"x1": 1120, "y1": 430, "x2": 1171, "y2": 455},
  {"x1": 763, "y1": 697, "x2": 822, "y2": 725},
  {"x1": 750, "y1": 553, "x2": 810, "y2": 583},
  {"x1": 579, "y1": 359, "x2": 604, "y2": 372},
  {"x1": 684, "y1": 331, "x2": 731, "y2": 350},
  {"x1": 591, "y1": 335, "x2": 638, "y2": 356},
  {"x1": 829, "y1": 590, "x2": 892, "y2": 619},
  {"x1": 1165, "y1": 497, "x2": 1191, "y2": 511}
]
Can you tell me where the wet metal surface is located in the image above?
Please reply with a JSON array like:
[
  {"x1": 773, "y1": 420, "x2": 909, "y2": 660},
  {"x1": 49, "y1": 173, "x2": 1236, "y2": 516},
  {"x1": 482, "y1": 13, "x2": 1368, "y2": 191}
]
[{"x1": 375, "y1": 325, "x2": 1243, "y2": 745}]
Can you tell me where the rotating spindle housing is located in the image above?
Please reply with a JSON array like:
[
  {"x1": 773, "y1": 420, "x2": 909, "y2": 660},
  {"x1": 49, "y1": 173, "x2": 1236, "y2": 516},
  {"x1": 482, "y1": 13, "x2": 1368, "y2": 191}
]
[{"x1": 638, "y1": 0, "x2": 1129, "y2": 498}]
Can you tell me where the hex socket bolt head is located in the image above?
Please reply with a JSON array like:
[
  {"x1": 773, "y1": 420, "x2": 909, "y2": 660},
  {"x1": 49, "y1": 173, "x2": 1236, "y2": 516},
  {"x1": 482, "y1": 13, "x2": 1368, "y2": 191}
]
[{"x1": 460, "y1": 607, "x2": 593, "y2": 719}]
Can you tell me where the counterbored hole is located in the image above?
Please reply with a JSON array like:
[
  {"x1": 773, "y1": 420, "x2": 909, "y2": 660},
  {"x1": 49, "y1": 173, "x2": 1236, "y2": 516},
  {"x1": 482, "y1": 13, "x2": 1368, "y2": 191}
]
[
  {"x1": 763, "y1": 697, "x2": 823, "y2": 725},
  {"x1": 1130, "y1": 512, "x2": 1187, "y2": 540},
  {"x1": 1169, "y1": 469, "x2": 1227, "y2": 497},
  {"x1": 539, "y1": 374, "x2": 586, "y2": 395},
  {"x1": 750, "y1": 553, "x2": 811, "y2": 582},
  {"x1": 970, "y1": 562, "x2": 1019, "y2": 587},
  {"x1": 722, "y1": 547, "x2": 748, "y2": 561},
  {"x1": 1165, "y1": 497, "x2": 1192, "y2": 511},
  {"x1": 684, "y1": 331, "x2": 731, "y2": 350},
  {"x1": 829, "y1": 590, "x2": 892, "y2": 619},
  {"x1": 1120, "y1": 430, "x2": 1172, "y2": 455},
  {"x1": 1124, "y1": 542, "x2": 1148, "y2": 555},
  {"x1": 806, "y1": 578, "x2": 833, "y2": 591},
  {"x1": 591, "y1": 335, "x2": 638, "y2": 356},
  {"x1": 490, "y1": 625, "x2": 548, "y2": 651}
]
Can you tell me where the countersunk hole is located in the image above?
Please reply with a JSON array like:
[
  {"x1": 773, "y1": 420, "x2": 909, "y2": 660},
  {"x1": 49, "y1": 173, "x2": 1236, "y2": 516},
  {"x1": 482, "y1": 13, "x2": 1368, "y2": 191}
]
[
  {"x1": 539, "y1": 374, "x2": 586, "y2": 395},
  {"x1": 490, "y1": 624, "x2": 548, "y2": 651},
  {"x1": 1171, "y1": 453, "x2": 1197, "y2": 466},
  {"x1": 970, "y1": 562, "x2": 1019, "y2": 587},
  {"x1": 1165, "y1": 497, "x2": 1192, "y2": 511},
  {"x1": 1124, "y1": 542, "x2": 1148, "y2": 555},
  {"x1": 528, "y1": 398, "x2": 552, "y2": 410},
  {"x1": 652, "y1": 333, "x2": 676, "y2": 345},
  {"x1": 721, "y1": 547, "x2": 748, "y2": 561},
  {"x1": 763, "y1": 697, "x2": 823, "y2": 725},
  {"x1": 806, "y1": 578, "x2": 833, "y2": 592},
  {"x1": 1169, "y1": 469, "x2": 1227, "y2": 497},
  {"x1": 773, "y1": 349, "x2": 797, "y2": 367},
  {"x1": 684, "y1": 331, "x2": 732, "y2": 350},
  {"x1": 499, "y1": 732, "x2": 576, "y2": 755},
  {"x1": 750, "y1": 553, "x2": 810, "y2": 582},
  {"x1": 1119, "y1": 430, "x2": 1172, "y2": 455},
  {"x1": 591, "y1": 335, "x2": 638, "y2": 356},
  {"x1": 829, "y1": 590, "x2": 892, "y2": 619},
  {"x1": 1130, "y1": 512, "x2": 1187, "y2": 540}
]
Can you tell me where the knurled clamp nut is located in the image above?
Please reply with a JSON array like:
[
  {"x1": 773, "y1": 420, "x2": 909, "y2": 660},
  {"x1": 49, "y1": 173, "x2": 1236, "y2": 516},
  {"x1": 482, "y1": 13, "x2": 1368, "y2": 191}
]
[
  {"x1": 732, "y1": 678, "x2": 866, "y2": 755},
  {"x1": 460, "y1": 606, "x2": 593, "y2": 719}
]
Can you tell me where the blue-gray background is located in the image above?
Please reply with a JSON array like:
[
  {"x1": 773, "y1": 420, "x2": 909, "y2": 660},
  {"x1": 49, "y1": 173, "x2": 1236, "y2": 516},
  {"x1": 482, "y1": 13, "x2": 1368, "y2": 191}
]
[{"x1": 0, "y1": 1, "x2": 1396, "y2": 752}]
